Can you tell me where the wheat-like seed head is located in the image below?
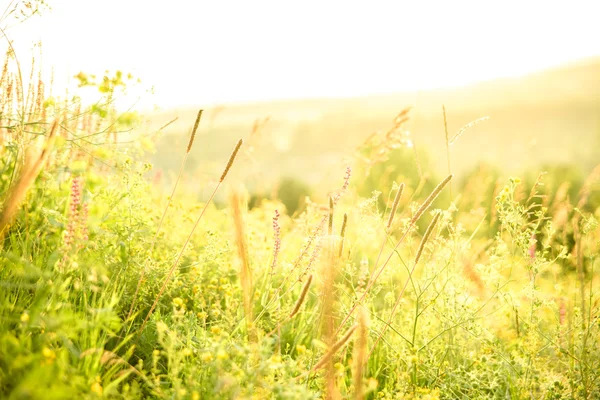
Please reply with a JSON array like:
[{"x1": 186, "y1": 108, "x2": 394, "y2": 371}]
[
  {"x1": 387, "y1": 182, "x2": 405, "y2": 230},
  {"x1": 289, "y1": 274, "x2": 313, "y2": 318},
  {"x1": 186, "y1": 109, "x2": 203, "y2": 153},
  {"x1": 410, "y1": 174, "x2": 453, "y2": 224},
  {"x1": 449, "y1": 116, "x2": 490, "y2": 145},
  {"x1": 338, "y1": 213, "x2": 348, "y2": 258},
  {"x1": 220, "y1": 139, "x2": 243, "y2": 182},
  {"x1": 414, "y1": 211, "x2": 441, "y2": 265},
  {"x1": 577, "y1": 164, "x2": 600, "y2": 210}
]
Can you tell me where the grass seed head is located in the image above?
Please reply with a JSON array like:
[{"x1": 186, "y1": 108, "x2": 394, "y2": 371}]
[
  {"x1": 387, "y1": 182, "x2": 405, "y2": 230},
  {"x1": 338, "y1": 213, "x2": 348, "y2": 257},
  {"x1": 220, "y1": 139, "x2": 243, "y2": 182},
  {"x1": 186, "y1": 109, "x2": 203, "y2": 153},
  {"x1": 289, "y1": 274, "x2": 313, "y2": 318},
  {"x1": 410, "y1": 174, "x2": 453, "y2": 225},
  {"x1": 414, "y1": 211, "x2": 441, "y2": 265}
]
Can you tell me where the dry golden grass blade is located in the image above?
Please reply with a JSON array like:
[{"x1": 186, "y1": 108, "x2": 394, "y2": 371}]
[
  {"x1": 230, "y1": 189, "x2": 254, "y2": 340},
  {"x1": 577, "y1": 164, "x2": 600, "y2": 209},
  {"x1": 353, "y1": 307, "x2": 369, "y2": 400},
  {"x1": 0, "y1": 120, "x2": 58, "y2": 243},
  {"x1": 311, "y1": 324, "x2": 358, "y2": 371}
]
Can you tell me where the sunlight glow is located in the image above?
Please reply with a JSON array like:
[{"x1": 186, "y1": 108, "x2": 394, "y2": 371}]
[{"x1": 4, "y1": 0, "x2": 600, "y2": 108}]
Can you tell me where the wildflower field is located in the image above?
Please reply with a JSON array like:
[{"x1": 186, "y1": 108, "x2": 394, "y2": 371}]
[
  {"x1": 2, "y1": 5, "x2": 600, "y2": 400},
  {"x1": 1, "y1": 62, "x2": 599, "y2": 399}
]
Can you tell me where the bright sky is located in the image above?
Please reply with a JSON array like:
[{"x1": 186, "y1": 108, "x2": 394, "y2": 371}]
[{"x1": 3, "y1": 0, "x2": 600, "y2": 109}]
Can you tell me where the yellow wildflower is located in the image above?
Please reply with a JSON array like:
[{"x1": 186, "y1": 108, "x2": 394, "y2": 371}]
[
  {"x1": 91, "y1": 376, "x2": 103, "y2": 395},
  {"x1": 42, "y1": 347, "x2": 56, "y2": 364},
  {"x1": 91, "y1": 382, "x2": 103, "y2": 395},
  {"x1": 296, "y1": 344, "x2": 306, "y2": 354},
  {"x1": 270, "y1": 355, "x2": 282, "y2": 364},
  {"x1": 216, "y1": 349, "x2": 228, "y2": 360},
  {"x1": 20, "y1": 312, "x2": 29, "y2": 323},
  {"x1": 172, "y1": 297, "x2": 184, "y2": 307}
]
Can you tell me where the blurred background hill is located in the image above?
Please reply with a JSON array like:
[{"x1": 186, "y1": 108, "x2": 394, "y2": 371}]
[
  {"x1": 145, "y1": 57, "x2": 600, "y2": 196},
  {"x1": 8, "y1": 1, "x2": 599, "y2": 203}
]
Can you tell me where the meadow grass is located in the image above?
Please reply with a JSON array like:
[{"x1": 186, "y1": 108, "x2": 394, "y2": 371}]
[{"x1": 1, "y1": 52, "x2": 600, "y2": 400}]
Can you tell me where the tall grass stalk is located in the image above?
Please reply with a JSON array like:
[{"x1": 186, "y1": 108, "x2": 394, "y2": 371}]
[
  {"x1": 367, "y1": 182, "x2": 405, "y2": 290},
  {"x1": 289, "y1": 274, "x2": 313, "y2": 319},
  {"x1": 387, "y1": 182, "x2": 405, "y2": 230},
  {"x1": 337, "y1": 174, "x2": 452, "y2": 334},
  {"x1": 264, "y1": 273, "x2": 313, "y2": 338},
  {"x1": 368, "y1": 212, "x2": 441, "y2": 357},
  {"x1": 311, "y1": 324, "x2": 358, "y2": 372},
  {"x1": 443, "y1": 105, "x2": 452, "y2": 198},
  {"x1": 252, "y1": 167, "x2": 351, "y2": 326},
  {"x1": 338, "y1": 213, "x2": 348, "y2": 258},
  {"x1": 138, "y1": 138, "x2": 242, "y2": 335},
  {"x1": 321, "y1": 230, "x2": 338, "y2": 398},
  {"x1": 128, "y1": 109, "x2": 203, "y2": 319},
  {"x1": 230, "y1": 189, "x2": 254, "y2": 340},
  {"x1": 352, "y1": 307, "x2": 369, "y2": 400}
]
